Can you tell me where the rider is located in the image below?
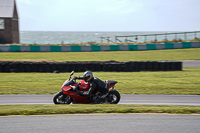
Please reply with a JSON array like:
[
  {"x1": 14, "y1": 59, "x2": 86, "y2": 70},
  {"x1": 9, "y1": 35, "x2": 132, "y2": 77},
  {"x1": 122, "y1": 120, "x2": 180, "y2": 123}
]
[{"x1": 73, "y1": 71, "x2": 108, "y2": 104}]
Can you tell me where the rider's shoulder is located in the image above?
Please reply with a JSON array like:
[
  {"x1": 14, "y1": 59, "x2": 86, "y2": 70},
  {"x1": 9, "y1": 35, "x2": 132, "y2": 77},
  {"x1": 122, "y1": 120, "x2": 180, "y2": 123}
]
[
  {"x1": 93, "y1": 77, "x2": 98, "y2": 80},
  {"x1": 93, "y1": 77, "x2": 102, "y2": 81},
  {"x1": 92, "y1": 77, "x2": 98, "y2": 82},
  {"x1": 93, "y1": 77, "x2": 105, "y2": 84},
  {"x1": 91, "y1": 77, "x2": 99, "y2": 83}
]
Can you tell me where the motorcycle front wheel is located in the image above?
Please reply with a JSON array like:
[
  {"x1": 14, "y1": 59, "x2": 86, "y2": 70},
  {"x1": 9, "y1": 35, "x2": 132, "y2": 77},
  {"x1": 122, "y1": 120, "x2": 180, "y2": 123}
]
[
  {"x1": 53, "y1": 91, "x2": 72, "y2": 104},
  {"x1": 107, "y1": 90, "x2": 121, "y2": 104}
]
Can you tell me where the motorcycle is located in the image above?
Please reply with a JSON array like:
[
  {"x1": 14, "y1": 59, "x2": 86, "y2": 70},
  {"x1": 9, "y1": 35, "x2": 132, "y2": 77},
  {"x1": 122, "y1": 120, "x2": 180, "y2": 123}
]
[{"x1": 53, "y1": 71, "x2": 120, "y2": 104}]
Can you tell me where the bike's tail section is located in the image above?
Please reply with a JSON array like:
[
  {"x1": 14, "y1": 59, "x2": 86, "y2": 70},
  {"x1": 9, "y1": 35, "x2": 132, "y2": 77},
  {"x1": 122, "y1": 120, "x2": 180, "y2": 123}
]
[{"x1": 105, "y1": 80, "x2": 118, "y2": 88}]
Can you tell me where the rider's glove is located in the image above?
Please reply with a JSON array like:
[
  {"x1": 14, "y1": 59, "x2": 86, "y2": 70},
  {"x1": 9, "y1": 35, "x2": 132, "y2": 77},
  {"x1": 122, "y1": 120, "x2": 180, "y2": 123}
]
[
  {"x1": 73, "y1": 76, "x2": 77, "y2": 80},
  {"x1": 70, "y1": 86, "x2": 76, "y2": 91}
]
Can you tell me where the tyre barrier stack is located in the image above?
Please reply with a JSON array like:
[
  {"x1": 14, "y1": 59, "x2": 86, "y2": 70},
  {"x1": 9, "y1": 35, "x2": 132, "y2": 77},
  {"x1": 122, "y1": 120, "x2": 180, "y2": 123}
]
[{"x1": 0, "y1": 61, "x2": 182, "y2": 73}]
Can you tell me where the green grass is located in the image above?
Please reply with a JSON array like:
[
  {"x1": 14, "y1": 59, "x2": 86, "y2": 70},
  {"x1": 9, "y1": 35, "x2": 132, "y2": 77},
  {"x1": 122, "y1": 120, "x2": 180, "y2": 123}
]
[
  {"x1": 0, "y1": 48, "x2": 200, "y2": 62},
  {"x1": 0, "y1": 67, "x2": 200, "y2": 95},
  {"x1": 1, "y1": 104, "x2": 200, "y2": 116}
]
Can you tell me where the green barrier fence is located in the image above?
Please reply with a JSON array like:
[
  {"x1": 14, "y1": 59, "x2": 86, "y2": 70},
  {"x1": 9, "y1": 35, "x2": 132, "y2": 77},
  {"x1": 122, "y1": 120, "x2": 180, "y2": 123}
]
[
  {"x1": 30, "y1": 45, "x2": 40, "y2": 52},
  {"x1": 0, "y1": 41, "x2": 199, "y2": 52},
  {"x1": 128, "y1": 44, "x2": 138, "y2": 50},
  {"x1": 91, "y1": 45, "x2": 101, "y2": 51},
  {"x1": 182, "y1": 42, "x2": 192, "y2": 48},
  {"x1": 10, "y1": 45, "x2": 20, "y2": 52},
  {"x1": 71, "y1": 46, "x2": 81, "y2": 52},
  {"x1": 110, "y1": 45, "x2": 120, "y2": 51},
  {"x1": 165, "y1": 43, "x2": 174, "y2": 49},
  {"x1": 50, "y1": 45, "x2": 62, "y2": 52},
  {"x1": 147, "y1": 44, "x2": 156, "y2": 50}
]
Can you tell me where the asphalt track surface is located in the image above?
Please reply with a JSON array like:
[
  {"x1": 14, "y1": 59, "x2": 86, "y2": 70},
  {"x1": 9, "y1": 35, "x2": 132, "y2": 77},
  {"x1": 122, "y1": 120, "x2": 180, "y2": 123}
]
[
  {"x1": 1, "y1": 114, "x2": 200, "y2": 133},
  {"x1": 182, "y1": 60, "x2": 200, "y2": 67},
  {"x1": 0, "y1": 94, "x2": 200, "y2": 105}
]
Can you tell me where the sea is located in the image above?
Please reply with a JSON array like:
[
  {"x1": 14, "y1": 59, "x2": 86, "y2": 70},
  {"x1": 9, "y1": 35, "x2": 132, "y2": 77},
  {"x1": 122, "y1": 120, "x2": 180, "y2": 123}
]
[{"x1": 19, "y1": 31, "x2": 199, "y2": 44}]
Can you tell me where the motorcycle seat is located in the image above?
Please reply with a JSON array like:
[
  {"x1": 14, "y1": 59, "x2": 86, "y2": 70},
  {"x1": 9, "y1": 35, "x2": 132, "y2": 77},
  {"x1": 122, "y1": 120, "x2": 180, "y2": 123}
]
[{"x1": 105, "y1": 80, "x2": 118, "y2": 85}]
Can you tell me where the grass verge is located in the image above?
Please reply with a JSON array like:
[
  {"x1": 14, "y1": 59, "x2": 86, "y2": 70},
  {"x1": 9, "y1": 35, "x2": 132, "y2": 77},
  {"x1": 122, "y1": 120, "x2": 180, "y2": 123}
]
[
  {"x1": 0, "y1": 67, "x2": 200, "y2": 95},
  {"x1": 1, "y1": 104, "x2": 200, "y2": 116},
  {"x1": 0, "y1": 48, "x2": 200, "y2": 62}
]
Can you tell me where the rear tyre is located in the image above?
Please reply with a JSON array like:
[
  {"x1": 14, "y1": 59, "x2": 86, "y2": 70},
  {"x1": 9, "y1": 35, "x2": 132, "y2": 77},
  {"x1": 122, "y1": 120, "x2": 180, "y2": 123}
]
[
  {"x1": 107, "y1": 90, "x2": 121, "y2": 104},
  {"x1": 53, "y1": 91, "x2": 72, "y2": 104}
]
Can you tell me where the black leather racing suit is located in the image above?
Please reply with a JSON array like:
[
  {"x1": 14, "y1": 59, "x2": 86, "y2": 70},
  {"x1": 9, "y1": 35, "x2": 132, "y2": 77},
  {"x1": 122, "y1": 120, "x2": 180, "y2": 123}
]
[{"x1": 76, "y1": 77, "x2": 108, "y2": 104}]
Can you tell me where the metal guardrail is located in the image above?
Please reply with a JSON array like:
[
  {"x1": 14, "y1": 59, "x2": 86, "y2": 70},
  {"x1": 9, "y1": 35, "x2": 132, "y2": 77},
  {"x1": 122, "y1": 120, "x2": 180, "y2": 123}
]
[{"x1": 101, "y1": 31, "x2": 200, "y2": 43}]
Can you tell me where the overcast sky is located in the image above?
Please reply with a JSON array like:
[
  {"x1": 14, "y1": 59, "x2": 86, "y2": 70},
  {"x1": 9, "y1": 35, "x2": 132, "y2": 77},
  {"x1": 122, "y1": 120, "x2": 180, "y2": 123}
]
[{"x1": 17, "y1": 0, "x2": 200, "y2": 31}]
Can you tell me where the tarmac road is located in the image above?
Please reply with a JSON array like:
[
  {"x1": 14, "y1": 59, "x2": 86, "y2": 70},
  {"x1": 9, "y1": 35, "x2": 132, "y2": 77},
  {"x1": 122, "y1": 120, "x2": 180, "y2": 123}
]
[
  {"x1": 182, "y1": 60, "x2": 200, "y2": 67},
  {"x1": 1, "y1": 114, "x2": 200, "y2": 133},
  {"x1": 0, "y1": 94, "x2": 200, "y2": 105}
]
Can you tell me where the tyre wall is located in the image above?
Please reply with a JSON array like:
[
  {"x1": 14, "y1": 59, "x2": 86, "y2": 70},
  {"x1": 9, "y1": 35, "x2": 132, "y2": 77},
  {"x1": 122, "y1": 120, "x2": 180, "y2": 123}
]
[
  {"x1": 0, "y1": 42, "x2": 199, "y2": 52},
  {"x1": 0, "y1": 61, "x2": 182, "y2": 73}
]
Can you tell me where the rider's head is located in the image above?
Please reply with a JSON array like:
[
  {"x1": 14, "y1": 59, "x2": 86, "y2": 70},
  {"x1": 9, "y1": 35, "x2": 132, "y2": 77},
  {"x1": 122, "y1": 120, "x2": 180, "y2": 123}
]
[{"x1": 83, "y1": 71, "x2": 93, "y2": 82}]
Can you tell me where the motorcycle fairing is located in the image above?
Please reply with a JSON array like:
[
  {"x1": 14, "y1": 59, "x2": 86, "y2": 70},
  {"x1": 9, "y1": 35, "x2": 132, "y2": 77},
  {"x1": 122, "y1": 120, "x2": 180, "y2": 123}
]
[
  {"x1": 61, "y1": 79, "x2": 92, "y2": 104},
  {"x1": 79, "y1": 80, "x2": 91, "y2": 91}
]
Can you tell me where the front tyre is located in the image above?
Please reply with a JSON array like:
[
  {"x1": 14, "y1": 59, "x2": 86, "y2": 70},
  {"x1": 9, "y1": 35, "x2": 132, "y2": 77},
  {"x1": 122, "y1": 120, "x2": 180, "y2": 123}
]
[
  {"x1": 107, "y1": 90, "x2": 121, "y2": 104},
  {"x1": 53, "y1": 91, "x2": 72, "y2": 104}
]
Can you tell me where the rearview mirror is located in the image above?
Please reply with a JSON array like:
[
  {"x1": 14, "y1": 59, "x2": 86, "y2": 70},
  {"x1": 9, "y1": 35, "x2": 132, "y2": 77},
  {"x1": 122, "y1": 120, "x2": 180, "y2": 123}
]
[{"x1": 70, "y1": 71, "x2": 74, "y2": 76}]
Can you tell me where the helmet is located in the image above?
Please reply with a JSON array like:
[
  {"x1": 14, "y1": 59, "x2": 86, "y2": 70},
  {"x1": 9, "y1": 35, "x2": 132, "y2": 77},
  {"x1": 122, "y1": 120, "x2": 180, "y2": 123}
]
[{"x1": 83, "y1": 71, "x2": 93, "y2": 82}]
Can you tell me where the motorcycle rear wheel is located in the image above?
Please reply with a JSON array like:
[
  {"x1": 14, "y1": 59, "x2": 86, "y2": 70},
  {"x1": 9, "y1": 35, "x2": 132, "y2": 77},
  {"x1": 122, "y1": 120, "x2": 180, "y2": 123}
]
[
  {"x1": 107, "y1": 90, "x2": 121, "y2": 104},
  {"x1": 53, "y1": 91, "x2": 72, "y2": 104}
]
